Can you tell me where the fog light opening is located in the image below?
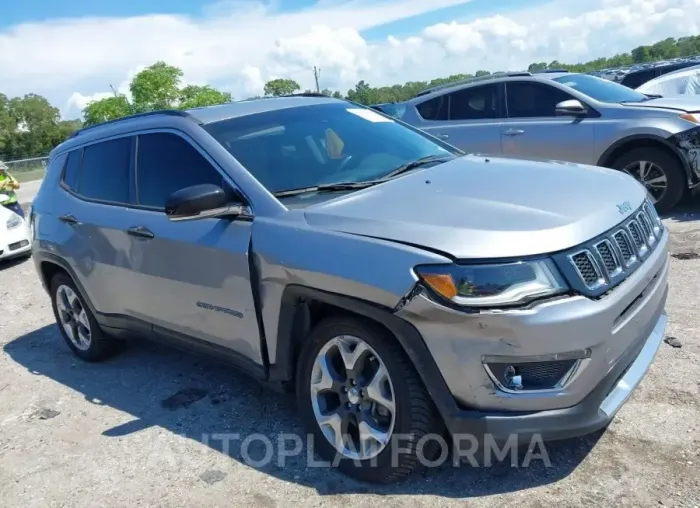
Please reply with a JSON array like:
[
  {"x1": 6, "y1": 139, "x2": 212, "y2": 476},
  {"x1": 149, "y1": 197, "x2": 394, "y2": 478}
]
[
  {"x1": 503, "y1": 365, "x2": 523, "y2": 391},
  {"x1": 485, "y1": 358, "x2": 580, "y2": 392}
]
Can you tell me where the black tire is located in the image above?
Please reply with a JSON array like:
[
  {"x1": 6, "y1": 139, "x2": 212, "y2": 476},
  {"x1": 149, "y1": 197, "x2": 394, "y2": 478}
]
[
  {"x1": 296, "y1": 316, "x2": 443, "y2": 483},
  {"x1": 611, "y1": 147, "x2": 686, "y2": 213},
  {"x1": 49, "y1": 272, "x2": 120, "y2": 362}
]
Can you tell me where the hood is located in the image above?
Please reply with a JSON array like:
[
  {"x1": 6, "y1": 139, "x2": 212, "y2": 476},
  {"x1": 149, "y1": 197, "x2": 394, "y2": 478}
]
[
  {"x1": 0, "y1": 203, "x2": 14, "y2": 222},
  {"x1": 624, "y1": 96, "x2": 700, "y2": 112},
  {"x1": 303, "y1": 156, "x2": 647, "y2": 259}
]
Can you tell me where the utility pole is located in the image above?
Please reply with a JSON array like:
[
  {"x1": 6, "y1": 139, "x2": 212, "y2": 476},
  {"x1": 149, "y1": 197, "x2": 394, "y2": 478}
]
[
  {"x1": 313, "y1": 66, "x2": 321, "y2": 93},
  {"x1": 110, "y1": 84, "x2": 135, "y2": 114}
]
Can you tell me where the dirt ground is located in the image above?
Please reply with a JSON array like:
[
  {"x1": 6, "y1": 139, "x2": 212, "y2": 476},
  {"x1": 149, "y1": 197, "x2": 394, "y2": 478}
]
[{"x1": 1, "y1": 202, "x2": 699, "y2": 508}]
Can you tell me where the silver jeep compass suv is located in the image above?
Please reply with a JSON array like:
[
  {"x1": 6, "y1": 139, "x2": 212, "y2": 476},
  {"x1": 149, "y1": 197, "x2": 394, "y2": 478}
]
[{"x1": 30, "y1": 96, "x2": 669, "y2": 483}]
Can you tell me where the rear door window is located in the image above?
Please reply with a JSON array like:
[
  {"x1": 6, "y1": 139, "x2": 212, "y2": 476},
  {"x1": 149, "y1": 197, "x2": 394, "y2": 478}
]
[{"x1": 446, "y1": 84, "x2": 499, "y2": 120}]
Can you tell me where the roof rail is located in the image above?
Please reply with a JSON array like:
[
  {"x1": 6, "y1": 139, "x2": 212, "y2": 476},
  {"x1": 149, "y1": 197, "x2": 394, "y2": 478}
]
[
  {"x1": 415, "y1": 71, "x2": 533, "y2": 97},
  {"x1": 282, "y1": 92, "x2": 334, "y2": 98},
  {"x1": 69, "y1": 109, "x2": 196, "y2": 139},
  {"x1": 532, "y1": 69, "x2": 570, "y2": 74}
]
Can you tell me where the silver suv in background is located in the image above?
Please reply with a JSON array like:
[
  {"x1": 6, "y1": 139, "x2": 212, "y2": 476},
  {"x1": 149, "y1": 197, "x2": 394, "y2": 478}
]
[
  {"x1": 30, "y1": 96, "x2": 669, "y2": 483},
  {"x1": 374, "y1": 71, "x2": 700, "y2": 212}
]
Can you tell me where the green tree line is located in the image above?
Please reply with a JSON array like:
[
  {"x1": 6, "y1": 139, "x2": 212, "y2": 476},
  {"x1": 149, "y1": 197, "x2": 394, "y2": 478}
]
[{"x1": 2, "y1": 34, "x2": 700, "y2": 162}]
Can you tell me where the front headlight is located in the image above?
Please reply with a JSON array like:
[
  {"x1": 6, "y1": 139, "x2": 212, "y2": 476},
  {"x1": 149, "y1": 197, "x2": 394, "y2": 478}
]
[
  {"x1": 6, "y1": 213, "x2": 22, "y2": 230},
  {"x1": 415, "y1": 259, "x2": 567, "y2": 307}
]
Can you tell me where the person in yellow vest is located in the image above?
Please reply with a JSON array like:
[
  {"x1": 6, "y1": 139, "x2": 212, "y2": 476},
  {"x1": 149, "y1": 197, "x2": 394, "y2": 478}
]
[{"x1": 0, "y1": 161, "x2": 24, "y2": 218}]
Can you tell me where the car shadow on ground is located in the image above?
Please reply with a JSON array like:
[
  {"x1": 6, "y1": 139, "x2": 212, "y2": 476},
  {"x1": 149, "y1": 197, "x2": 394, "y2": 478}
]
[
  {"x1": 3, "y1": 324, "x2": 604, "y2": 498},
  {"x1": 662, "y1": 195, "x2": 700, "y2": 223},
  {"x1": 0, "y1": 255, "x2": 32, "y2": 271}
]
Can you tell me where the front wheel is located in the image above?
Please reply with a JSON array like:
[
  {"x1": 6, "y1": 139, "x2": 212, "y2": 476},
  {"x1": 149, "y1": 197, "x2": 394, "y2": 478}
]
[
  {"x1": 296, "y1": 317, "x2": 443, "y2": 483},
  {"x1": 612, "y1": 147, "x2": 686, "y2": 213}
]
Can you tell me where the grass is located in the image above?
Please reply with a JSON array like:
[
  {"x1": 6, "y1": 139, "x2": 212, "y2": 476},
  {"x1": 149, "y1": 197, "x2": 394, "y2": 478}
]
[{"x1": 14, "y1": 170, "x2": 45, "y2": 183}]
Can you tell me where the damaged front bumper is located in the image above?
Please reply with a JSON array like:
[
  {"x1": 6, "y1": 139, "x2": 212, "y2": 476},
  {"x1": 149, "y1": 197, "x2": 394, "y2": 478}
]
[{"x1": 668, "y1": 126, "x2": 700, "y2": 184}]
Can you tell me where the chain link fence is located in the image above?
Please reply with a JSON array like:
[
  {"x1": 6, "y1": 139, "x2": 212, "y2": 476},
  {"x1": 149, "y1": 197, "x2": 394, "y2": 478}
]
[{"x1": 1, "y1": 156, "x2": 49, "y2": 182}]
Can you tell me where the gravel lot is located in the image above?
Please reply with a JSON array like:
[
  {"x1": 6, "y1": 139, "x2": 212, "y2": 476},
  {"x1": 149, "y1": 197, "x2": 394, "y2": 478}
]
[{"x1": 1, "y1": 202, "x2": 699, "y2": 508}]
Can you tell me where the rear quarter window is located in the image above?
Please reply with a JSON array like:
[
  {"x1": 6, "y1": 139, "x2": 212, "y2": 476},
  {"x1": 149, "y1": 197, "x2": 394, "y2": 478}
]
[
  {"x1": 61, "y1": 149, "x2": 82, "y2": 191},
  {"x1": 416, "y1": 95, "x2": 448, "y2": 121},
  {"x1": 78, "y1": 137, "x2": 132, "y2": 203}
]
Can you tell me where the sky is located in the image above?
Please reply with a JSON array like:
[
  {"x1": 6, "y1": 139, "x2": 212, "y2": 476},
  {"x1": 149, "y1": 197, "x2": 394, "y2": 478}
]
[{"x1": 1, "y1": 0, "x2": 699, "y2": 119}]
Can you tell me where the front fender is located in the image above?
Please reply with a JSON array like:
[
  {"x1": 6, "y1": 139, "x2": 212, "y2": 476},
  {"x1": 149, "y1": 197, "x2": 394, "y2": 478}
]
[
  {"x1": 597, "y1": 132, "x2": 698, "y2": 185},
  {"x1": 250, "y1": 217, "x2": 452, "y2": 369}
]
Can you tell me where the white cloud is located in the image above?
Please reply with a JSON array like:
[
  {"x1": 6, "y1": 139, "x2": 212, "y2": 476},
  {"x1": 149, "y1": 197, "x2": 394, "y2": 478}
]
[{"x1": 1, "y1": 0, "x2": 698, "y2": 119}]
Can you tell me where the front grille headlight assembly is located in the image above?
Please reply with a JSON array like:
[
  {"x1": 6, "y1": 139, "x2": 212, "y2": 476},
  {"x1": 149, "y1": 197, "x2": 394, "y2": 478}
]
[{"x1": 415, "y1": 259, "x2": 568, "y2": 308}]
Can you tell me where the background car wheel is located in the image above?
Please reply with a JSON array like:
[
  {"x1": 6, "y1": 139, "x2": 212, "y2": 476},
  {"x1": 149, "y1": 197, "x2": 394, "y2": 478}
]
[
  {"x1": 50, "y1": 273, "x2": 120, "y2": 362},
  {"x1": 612, "y1": 147, "x2": 686, "y2": 213},
  {"x1": 296, "y1": 316, "x2": 443, "y2": 483}
]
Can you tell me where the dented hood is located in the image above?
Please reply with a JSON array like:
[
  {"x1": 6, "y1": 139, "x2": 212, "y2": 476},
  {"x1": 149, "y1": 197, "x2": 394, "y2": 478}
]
[
  {"x1": 303, "y1": 156, "x2": 647, "y2": 259},
  {"x1": 624, "y1": 96, "x2": 700, "y2": 112}
]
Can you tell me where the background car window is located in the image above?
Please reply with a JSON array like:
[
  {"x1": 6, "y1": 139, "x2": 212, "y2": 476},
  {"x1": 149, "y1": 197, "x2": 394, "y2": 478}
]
[
  {"x1": 416, "y1": 95, "x2": 449, "y2": 121},
  {"x1": 620, "y1": 69, "x2": 655, "y2": 89},
  {"x1": 505, "y1": 82, "x2": 574, "y2": 118},
  {"x1": 78, "y1": 137, "x2": 131, "y2": 203},
  {"x1": 553, "y1": 74, "x2": 648, "y2": 103},
  {"x1": 447, "y1": 84, "x2": 498, "y2": 120},
  {"x1": 62, "y1": 149, "x2": 82, "y2": 191},
  {"x1": 136, "y1": 132, "x2": 225, "y2": 208},
  {"x1": 371, "y1": 103, "x2": 407, "y2": 119}
]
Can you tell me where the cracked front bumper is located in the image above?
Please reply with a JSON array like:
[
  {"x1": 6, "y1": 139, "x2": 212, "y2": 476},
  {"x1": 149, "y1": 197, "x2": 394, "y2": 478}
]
[
  {"x1": 441, "y1": 310, "x2": 667, "y2": 444},
  {"x1": 394, "y1": 224, "x2": 669, "y2": 444},
  {"x1": 669, "y1": 126, "x2": 700, "y2": 183}
]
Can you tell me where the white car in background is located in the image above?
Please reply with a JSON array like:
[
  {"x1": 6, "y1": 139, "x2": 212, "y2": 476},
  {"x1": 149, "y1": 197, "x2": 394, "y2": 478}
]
[
  {"x1": 0, "y1": 194, "x2": 31, "y2": 261},
  {"x1": 637, "y1": 64, "x2": 700, "y2": 96}
]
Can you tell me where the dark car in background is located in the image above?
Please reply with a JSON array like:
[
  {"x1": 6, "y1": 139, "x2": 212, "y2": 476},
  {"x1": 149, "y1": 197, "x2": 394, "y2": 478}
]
[{"x1": 619, "y1": 59, "x2": 700, "y2": 89}]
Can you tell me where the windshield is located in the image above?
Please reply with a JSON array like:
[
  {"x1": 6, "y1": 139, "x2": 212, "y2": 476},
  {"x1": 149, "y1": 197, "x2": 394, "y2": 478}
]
[
  {"x1": 553, "y1": 74, "x2": 650, "y2": 103},
  {"x1": 203, "y1": 102, "x2": 458, "y2": 194}
]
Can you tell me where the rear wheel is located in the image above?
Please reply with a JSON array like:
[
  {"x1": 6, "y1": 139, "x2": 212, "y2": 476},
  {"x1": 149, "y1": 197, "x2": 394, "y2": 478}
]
[
  {"x1": 611, "y1": 147, "x2": 686, "y2": 213},
  {"x1": 50, "y1": 273, "x2": 120, "y2": 362},
  {"x1": 296, "y1": 316, "x2": 443, "y2": 483}
]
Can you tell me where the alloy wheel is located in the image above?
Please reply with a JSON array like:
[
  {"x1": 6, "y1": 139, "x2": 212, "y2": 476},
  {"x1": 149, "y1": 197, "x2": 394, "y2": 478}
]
[
  {"x1": 309, "y1": 335, "x2": 396, "y2": 460},
  {"x1": 56, "y1": 285, "x2": 92, "y2": 351},
  {"x1": 622, "y1": 160, "x2": 668, "y2": 204}
]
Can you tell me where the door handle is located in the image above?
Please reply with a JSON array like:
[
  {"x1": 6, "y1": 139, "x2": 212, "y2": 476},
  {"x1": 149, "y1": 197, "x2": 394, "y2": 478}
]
[
  {"x1": 59, "y1": 214, "x2": 80, "y2": 225},
  {"x1": 126, "y1": 226, "x2": 155, "y2": 239},
  {"x1": 503, "y1": 129, "x2": 525, "y2": 137}
]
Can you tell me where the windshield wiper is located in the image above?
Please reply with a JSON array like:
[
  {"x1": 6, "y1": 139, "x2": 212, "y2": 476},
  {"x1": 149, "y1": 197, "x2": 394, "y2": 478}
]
[
  {"x1": 380, "y1": 154, "x2": 454, "y2": 180},
  {"x1": 620, "y1": 94, "x2": 663, "y2": 104},
  {"x1": 272, "y1": 155, "x2": 454, "y2": 198},
  {"x1": 273, "y1": 181, "x2": 380, "y2": 197}
]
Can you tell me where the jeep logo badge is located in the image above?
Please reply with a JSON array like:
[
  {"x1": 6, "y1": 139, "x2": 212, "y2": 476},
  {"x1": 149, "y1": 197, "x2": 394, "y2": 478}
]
[{"x1": 617, "y1": 201, "x2": 633, "y2": 215}]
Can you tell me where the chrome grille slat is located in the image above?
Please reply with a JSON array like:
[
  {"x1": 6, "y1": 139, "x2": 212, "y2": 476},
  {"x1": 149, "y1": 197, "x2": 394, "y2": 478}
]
[
  {"x1": 595, "y1": 239, "x2": 622, "y2": 278},
  {"x1": 613, "y1": 229, "x2": 636, "y2": 266},
  {"x1": 627, "y1": 220, "x2": 648, "y2": 256},
  {"x1": 637, "y1": 210, "x2": 656, "y2": 245},
  {"x1": 566, "y1": 200, "x2": 663, "y2": 295},
  {"x1": 569, "y1": 250, "x2": 605, "y2": 290}
]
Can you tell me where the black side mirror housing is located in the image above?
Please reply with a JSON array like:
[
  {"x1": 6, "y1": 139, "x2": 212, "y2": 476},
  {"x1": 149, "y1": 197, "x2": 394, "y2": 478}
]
[
  {"x1": 555, "y1": 99, "x2": 588, "y2": 116},
  {"x1": 165, "y1": 183, "x2": 246, "y2": 222}
]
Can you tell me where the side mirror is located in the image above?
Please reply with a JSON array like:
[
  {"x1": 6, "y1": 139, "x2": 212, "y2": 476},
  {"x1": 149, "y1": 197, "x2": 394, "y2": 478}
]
[
  {"x1": 555, "y1": 99, "x2": 588, "y2": 116},
  {"x1": 165, "y1": 183, "x2": 246, "y2": 222}
]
